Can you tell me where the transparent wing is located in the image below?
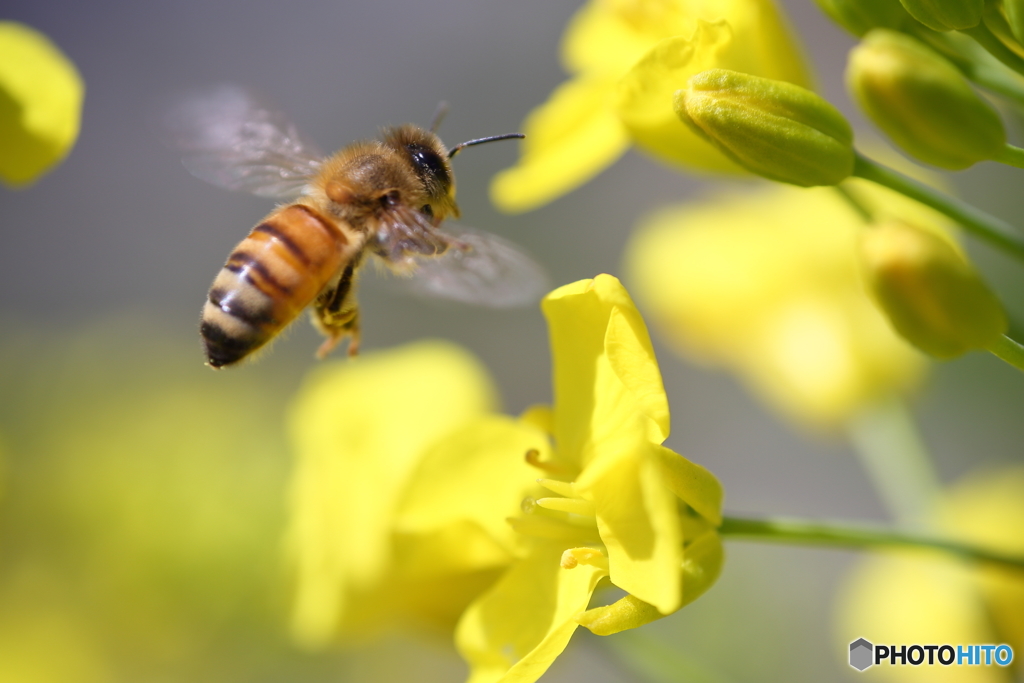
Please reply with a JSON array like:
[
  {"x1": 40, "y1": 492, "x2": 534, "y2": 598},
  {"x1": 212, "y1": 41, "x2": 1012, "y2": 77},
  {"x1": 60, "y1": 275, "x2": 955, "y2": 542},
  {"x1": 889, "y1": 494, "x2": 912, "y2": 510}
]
[
  {"x1": 376, "y1": 221, "x2": 549, "y2": 308},
  {"x1": 163, "y1": 84, "x2": 324, "y2": 199}
]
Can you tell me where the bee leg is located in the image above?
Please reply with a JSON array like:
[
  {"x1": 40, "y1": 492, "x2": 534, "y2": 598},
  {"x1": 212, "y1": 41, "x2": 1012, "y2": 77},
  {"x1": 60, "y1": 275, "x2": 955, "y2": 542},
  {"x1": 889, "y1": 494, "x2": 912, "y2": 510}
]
[
  {"x1": 312, "y1": 262, "x2": 361, "y2": 358},
  {"x1": 314, "y1": 315, "x2": 359, "y2": 359}
]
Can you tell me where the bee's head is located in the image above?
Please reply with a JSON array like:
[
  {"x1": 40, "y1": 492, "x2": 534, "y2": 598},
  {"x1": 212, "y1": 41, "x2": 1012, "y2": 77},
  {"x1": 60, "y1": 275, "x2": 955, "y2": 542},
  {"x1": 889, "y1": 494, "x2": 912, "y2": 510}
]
[{"x1": 383, "y1": 125, "x2": 459, "y2": 222}]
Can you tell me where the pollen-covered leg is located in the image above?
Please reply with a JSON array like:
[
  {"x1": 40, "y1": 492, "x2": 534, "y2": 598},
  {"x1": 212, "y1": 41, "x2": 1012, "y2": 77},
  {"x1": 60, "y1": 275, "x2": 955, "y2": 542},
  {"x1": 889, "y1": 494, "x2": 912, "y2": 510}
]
[
  {"x1": 314, "y1": 309, "x2": 360, "y2": 359},
  {"x1": 312, "y1": 262, "x2": 361, "y2": 358}
]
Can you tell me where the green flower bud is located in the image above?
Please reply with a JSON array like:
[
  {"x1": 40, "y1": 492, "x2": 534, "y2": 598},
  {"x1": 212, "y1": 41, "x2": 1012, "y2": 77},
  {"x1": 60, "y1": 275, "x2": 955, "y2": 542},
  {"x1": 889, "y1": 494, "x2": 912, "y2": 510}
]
[
  {"x1": 813, "y1": 0, "x2": 913, "y2": 36},
  {"x1": 674, "y1": 69, "x2": 855, "y2": 187},
  {"x1": 899, "y1": 0, "x2": 983, "y2": 31},
  {"x1": 847, "y1": 29, "x2": 1005, "y2": 170},
  {"x1": 860, "y1": 221, "x2": 1007, "y2": 358}
]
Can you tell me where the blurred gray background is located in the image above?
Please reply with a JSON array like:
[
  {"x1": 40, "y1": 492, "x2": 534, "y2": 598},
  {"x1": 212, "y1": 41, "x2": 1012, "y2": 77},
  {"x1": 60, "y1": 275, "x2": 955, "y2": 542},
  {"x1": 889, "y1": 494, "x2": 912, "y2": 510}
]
[{"x1": 2, "y1": 1, "x2": 1024, "y2": 681}]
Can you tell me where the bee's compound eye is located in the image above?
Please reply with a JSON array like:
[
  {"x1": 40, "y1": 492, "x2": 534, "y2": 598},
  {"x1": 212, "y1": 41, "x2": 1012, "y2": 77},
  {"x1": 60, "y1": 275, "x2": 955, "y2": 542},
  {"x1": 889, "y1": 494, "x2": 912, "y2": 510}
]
[{"x1": 405, "y1": 144, "x2": 451, "y2": 197}]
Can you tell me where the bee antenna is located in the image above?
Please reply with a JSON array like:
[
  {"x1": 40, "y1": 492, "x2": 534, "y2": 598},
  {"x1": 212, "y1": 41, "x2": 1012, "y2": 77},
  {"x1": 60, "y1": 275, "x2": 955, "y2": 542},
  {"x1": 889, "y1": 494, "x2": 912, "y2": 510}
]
[
  {"x1": 430, "y1": 102, "x2": 449, "y2": 133},
  {"x1": 448, "y1": 133, "x2": 525, "y2": 159}
]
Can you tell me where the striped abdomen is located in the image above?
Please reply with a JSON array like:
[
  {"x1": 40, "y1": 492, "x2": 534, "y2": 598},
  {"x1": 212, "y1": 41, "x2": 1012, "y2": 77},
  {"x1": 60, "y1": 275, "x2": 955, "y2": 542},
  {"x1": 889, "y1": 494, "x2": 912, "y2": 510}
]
[{"x1": 201, "y1": 204, "x2": 351, "y2": 367}]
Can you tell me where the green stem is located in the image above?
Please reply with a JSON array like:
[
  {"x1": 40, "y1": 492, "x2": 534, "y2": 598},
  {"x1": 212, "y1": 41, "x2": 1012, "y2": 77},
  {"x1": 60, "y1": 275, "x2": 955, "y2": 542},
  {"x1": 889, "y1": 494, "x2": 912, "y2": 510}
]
[
  {"x1": 852, "y1": 154, "x2": 1024, "y2": 261},
  {"x1": 987, "y1": 334, "x2": 1024, "y2": 372},
  {"x1": 996, "y1": 144, "x2": 1024, "y2": 169},
  {"x1": 832, "y1": 184, "x2": 873, "y2": 222},
  {"x1": 962, "y1": 24, "x2": 1024, "y2": 80},
  {"x1": 847, "y1": 398, "x2": 942, "y2": 527},
  {"x1": 719, "y1": 516, "x2": 1024, "y2": 571}
]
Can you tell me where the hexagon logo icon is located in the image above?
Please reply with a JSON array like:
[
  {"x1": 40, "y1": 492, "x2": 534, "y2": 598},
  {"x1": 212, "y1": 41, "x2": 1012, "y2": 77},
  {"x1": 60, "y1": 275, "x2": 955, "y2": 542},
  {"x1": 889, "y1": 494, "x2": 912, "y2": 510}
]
[{"x1": 850, "y1": 638, "x2": 874, "y2": 671}]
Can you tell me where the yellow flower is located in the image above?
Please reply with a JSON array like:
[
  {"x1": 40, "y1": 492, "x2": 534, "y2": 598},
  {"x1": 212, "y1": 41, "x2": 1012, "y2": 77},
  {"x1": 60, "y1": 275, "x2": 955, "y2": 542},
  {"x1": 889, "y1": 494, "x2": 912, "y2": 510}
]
[
  {"x1": 0, "y1": 22, "x2": 84, "y2": 186},
  {"x1": 454, "y1": 275, "x2": 724, "y2": 683},
  {"x1": 285, "y1": 278, "x2": 722, "y2": 680},
  {"x1": 624, "y1": 183, "x2": 930, "y2": 428},
  {"x1": 491, "y1": 0, "x2": 810, "y2": 212},
  {"x1": 836, "y1": 467, "x2": 1024, "y2": 682},
  {"x1": 287, "y1": 340, "x2": 540, "y2": 644}
]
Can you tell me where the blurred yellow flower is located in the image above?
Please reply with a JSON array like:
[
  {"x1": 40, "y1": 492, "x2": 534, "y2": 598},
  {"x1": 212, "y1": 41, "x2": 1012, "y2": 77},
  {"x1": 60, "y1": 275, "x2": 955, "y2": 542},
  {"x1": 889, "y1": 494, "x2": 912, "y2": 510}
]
[
  {"x1": 940, "y1": 469, "x2": 1024, "y2": 656},
  {"x1": 0, "y1": 21, "x2": 84, "y2": 186},
  {"x1": 0, "y1": 572, "x2": 109, "y2": 683},
  {"x1": 624, "y1": 183, "x2": 931, "y2": 428},
  {"x1": 836, "y1": 467, "x2": 1024, "y2": 682},
  {"x1": 491, "y1": 0, "x2": 810, "y2": 212},
  {"x1": 455, "y1": 275, "x2": 723, "y2": 683},
  {"x1": 0, "y1": 321, "x2": 308, "y2": 681},
  {"x1": 287, "y1": 340, "x2": 539, "y2": 645}
]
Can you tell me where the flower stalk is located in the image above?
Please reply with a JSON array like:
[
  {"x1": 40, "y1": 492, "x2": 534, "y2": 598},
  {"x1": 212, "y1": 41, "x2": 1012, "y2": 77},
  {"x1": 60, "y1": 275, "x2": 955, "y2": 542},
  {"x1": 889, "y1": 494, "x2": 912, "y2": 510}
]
[
  {"x1": 851, "y1": 154, "x2": 1024, "y2": 261},
  {"x1": 719, "y1": 515, "x2": 1024, "y2": 571},
  {"x1": 994, "y1": 144, "x2": 1024, "y2": 170},
  {"x1": 987, "y1": 334, "x2": 1024, "y2": 373}
]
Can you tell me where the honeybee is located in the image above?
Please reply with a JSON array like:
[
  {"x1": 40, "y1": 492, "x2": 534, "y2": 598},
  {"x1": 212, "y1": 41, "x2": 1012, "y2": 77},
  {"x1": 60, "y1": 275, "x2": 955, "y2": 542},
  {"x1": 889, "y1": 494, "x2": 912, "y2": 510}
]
[{"x1": 166, "y1": 86, "x2": 544, "y2": 368}]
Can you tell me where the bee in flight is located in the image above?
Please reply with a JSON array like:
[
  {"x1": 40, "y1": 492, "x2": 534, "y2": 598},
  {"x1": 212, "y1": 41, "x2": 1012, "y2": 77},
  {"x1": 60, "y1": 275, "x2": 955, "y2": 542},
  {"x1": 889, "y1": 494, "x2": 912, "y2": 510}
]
[{"x1": 166, "y1": 85, "x2": 544, "y2": 368}]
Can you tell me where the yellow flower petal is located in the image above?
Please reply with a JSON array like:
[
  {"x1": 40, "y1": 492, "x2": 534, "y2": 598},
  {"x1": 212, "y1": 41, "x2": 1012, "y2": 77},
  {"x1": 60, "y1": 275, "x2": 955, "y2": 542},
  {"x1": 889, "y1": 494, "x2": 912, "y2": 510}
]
[
  {"x1": 576, "y1": 529, "x2": 723, "y2": 635},
  {"x1": 712, "y1": 0, "x2": 813, "y2": 85},
  {"x1": 490, "y1": 75, "x2": 629, "y2": 213},
  {"x1": 617, "y1": 0, "x2": 812, "y2": 172},
  {"x1": 576, "y1": 593, "x2": 664, "y2": 636},
  {"x1": 372, "y1": 526, "x2": 512, "y2": 635},
  {"x1": 654, "y1": 445, "x2": 723, "y2": 526},
  {"x1": 680, "y1": 531, "x2": 724, "y2": 607},
  {"x1": 0, "y1": 22, "x2": 84, "y2": 186},
  {"x1": 519, "y1": 404, "x2": 555, "y2": 435},
  {"x1": 575, "y1": 440, "x2": 683, "y2": 613},
  {"x1": 617, "y1": 23, "x2": 747, "y2": 173},
  {"x1": 455, "y1": 541, "x2": 607, "y2": 683},
  {"x1": 287, "y1": 341, "x2": 499, "y2": 644},
  {"x1": 395, "y1": 414, "x2": 549, "y2": 557},
  {"x1": 605, "y1": 304, "x2": 671, "y2": 444},
  {"x1": 561, "y1": 0, "x2": 698, "y2": 74},
  {"x1": 542, "y1": 274, "x2": 670, "y2": 470}
]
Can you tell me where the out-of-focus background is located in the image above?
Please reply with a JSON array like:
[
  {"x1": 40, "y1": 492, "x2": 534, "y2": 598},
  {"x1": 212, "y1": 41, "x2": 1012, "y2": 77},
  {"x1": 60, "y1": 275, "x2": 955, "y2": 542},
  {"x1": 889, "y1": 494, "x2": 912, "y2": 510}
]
[{"x1": 2, "y1": 1, "x2": 1024, "y2": 681}]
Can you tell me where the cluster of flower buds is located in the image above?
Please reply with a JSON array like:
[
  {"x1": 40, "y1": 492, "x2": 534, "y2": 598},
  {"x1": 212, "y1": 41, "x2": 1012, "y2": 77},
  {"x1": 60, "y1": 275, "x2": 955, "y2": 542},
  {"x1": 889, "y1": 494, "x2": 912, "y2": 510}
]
[{"x1": 666, "y1": 0, "x2": 1023, "y2": 364}]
